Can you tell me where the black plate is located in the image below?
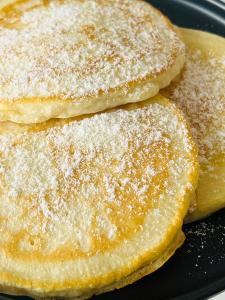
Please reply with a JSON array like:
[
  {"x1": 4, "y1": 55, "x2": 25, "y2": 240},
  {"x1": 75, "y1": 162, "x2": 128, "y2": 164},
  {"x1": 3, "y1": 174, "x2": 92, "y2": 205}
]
[{"x1": 1, "y1": 1, "x2": 225, "y2": 300}]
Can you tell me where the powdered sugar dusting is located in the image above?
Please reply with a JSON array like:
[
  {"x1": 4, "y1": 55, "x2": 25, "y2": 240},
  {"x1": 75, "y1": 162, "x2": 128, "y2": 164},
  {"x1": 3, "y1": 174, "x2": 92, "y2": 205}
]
[
  {"x1": 0, "y1": 100, "x2": 194, "y2": 256},
  {"x1": 0, "y1": 0, "x2": 185, "y2": 101},
  {"x1": 163, "y1": 49, "x2": 225, "y2": 176},
  {"x1": 185, "y1": 212, "x2": 225, "y2": 276}
]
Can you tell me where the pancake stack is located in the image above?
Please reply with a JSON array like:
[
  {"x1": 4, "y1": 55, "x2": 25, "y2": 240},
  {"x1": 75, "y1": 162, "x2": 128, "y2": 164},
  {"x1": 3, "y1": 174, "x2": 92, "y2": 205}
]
[{"x1": 0, "y1": 0, "x2": 223, "y2": 299}]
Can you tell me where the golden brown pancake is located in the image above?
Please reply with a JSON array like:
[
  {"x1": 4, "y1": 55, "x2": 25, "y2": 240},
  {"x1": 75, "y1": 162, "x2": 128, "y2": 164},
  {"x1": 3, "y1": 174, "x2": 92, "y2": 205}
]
[
  {"x1": 0, "y1": 0, "x2": 185, "y2": 123},
  {"x1": 0, "y1": 95, "x2": 198, "y2": 298},
  {"x1": 162, "y1": 28, "x2": 225, "y2": 222}
]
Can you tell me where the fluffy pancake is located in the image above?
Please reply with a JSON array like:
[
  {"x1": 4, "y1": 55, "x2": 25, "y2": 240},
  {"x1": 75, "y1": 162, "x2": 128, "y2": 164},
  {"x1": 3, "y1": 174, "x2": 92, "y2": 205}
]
[
  {"x1": 162, "y1": 29, "x2": 225, "y2": 223},
  {"x1": 0, "y1": 0, "x2": 185, "y2": 123},
  {"x1": 0, "y1": 95, "x2": 198, "y2": 298}
]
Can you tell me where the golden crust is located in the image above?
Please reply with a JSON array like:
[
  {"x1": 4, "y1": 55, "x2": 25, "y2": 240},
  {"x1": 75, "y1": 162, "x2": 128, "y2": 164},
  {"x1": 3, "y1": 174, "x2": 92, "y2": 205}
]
[
  {"x1": 0, "y1": 231, "x2": 185, "y2": 300},
  {"x1": 94, "y1": 230, "x2": 185, "y2": 299},
  {"x1": 0, "y1": 95, "x2": 198, "y2": 298},
  {"x1": 162, "y1": 29, "x2": 225, "y2": 223},
  {"x1": 0, "y1": 0, "x2": 185, "y2": 123}
]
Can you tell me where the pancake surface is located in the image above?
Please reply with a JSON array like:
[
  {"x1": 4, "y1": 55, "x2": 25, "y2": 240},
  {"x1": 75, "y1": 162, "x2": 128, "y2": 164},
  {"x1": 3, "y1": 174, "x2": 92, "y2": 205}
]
[
  {"x1": 0, "y1": 95, "x2": 198, "y2": 298},
  {"x1": 0, "y1": 0, "x2": 185, "y2": 123},
  {"x1": 162, "y1": 29, "x2": 225, "y2": 222}
]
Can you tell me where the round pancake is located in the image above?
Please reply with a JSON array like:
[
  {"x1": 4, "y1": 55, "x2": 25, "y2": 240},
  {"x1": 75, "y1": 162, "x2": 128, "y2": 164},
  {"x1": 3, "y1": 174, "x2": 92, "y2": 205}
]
[
  {"x1": 0, "y1": 95, "x2": 198, "y2": 298},
  {"x1": 162, "y1": 29, "x2": 225, "y2": 223},
  {"x1": 0, "y1": 0, "x2": 185, "y2": 123}
]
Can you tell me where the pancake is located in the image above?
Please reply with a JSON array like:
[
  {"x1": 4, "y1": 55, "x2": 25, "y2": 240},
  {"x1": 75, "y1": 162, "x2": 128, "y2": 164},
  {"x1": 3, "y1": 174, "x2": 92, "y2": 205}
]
[
  {"x1": 0, "y1": 0, "x2": 185, "y2": 124},
  {"x1": 0, "y1": 95, "x2": 198, "y2": 298},
  {"x1": 162, "y1": 29, "x2": 225, "y2": 223},
  {"x1": 0, "y1": 0, "x2": 16, "y2": 8}
]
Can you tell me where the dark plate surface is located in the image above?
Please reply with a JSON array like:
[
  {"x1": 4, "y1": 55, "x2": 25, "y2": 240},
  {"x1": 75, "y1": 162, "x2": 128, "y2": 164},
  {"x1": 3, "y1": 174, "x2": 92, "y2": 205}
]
[{"x1": 1, "y1": 1, "x2": 225, "y2": 300}]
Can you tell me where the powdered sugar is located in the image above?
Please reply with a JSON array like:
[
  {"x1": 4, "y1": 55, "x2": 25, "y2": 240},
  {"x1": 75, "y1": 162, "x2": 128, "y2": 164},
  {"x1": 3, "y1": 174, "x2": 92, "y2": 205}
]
[
  {"x1": 185, "y1": 213, "x2": 225, "y2": 276},
  {"x1": 164, "y1": 49, "x2": 225, "y2": 175},
  {"x1": 0, "y1": 0, "x2": 185, "y2": 101},
  {"x1": 0, "y1": 100, "x2": 193, "y2": 255}
]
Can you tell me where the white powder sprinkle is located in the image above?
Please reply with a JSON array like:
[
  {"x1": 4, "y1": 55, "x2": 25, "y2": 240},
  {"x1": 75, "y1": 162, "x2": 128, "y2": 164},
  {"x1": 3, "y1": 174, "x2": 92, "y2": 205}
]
[
  {"x1": 163, "y1": 49, "x2": 225, "y2": 175},
  {"x1": 0, "y1": 0, "x2": 184, "y2": 101},
  {"x1": 0, "y1": 101, "x2": 193, "y2": 254}
]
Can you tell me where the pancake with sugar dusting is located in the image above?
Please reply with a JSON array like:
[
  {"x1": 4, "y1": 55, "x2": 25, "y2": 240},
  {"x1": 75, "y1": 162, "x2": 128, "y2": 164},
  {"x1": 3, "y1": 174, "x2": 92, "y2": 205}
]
[
  {"x1": 162, "y1": 29, "x2": 225, "y2": 223},
  {"x1": 0, "y1": 0, "x2": 185, "y2": 123},
  {"x1": 0, "y1": 95, "x2": 198, "y2": 298}
]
